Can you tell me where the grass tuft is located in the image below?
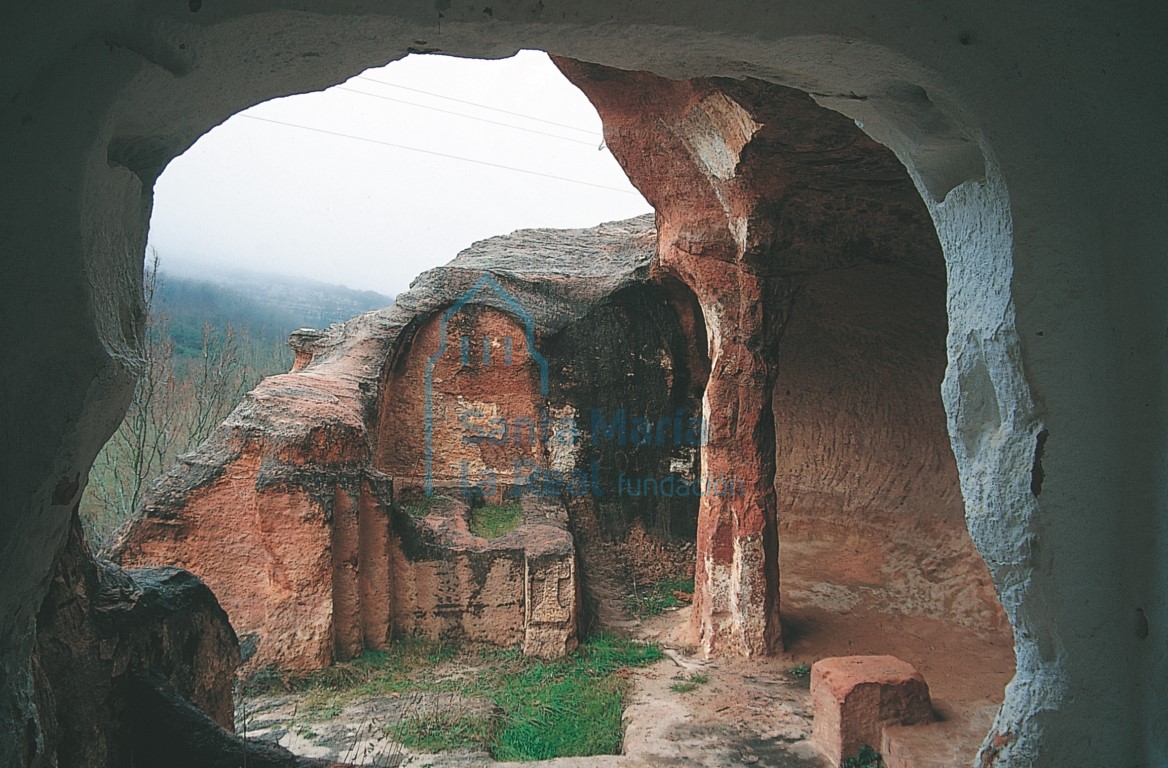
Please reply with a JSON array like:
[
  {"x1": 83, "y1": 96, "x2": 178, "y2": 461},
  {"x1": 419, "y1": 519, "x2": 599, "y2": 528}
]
[
  {"x1": 468, "y1": 502, "x2": 522, "y2": 539},
  {"x1": 669, "y1": 672, "x2": 709, "y2": 694},
  {"x1": 401, "y1": 494, "x2": 450, "y2": 518},
  {"x1": 625, "y1": 576, "x2": 695, "y2": 619},
  {"x1": 394, "y1": 711, "x2": 494, "y2": 752}
]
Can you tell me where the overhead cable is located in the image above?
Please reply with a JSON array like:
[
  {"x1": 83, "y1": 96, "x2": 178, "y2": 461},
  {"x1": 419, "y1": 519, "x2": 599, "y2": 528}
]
[
  {"x1": 237, "y1": 113, "x2": 639, "y2": 195},
  {"x1": 335, "y1": 86, "x2": 599, "y2": 147},
  {"x1": 354, "y1": 75, "x2": 603, "y2": 136}
]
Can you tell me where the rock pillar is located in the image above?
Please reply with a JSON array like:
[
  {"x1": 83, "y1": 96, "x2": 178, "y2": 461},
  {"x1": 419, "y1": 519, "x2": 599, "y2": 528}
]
[{"x1": 555, "y1": 59, "x2": 787, "y2": 655}]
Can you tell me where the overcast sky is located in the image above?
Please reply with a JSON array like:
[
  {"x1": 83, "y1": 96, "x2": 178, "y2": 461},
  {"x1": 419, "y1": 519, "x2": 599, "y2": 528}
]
[{"x1": 148, "y1": 50, "x2": 652, "y2": 297}]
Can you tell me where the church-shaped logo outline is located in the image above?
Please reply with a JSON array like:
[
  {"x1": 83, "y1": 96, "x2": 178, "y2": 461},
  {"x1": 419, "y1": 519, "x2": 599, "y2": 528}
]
[{"x1": 423, "y1": 274, "x2": 549, "y2": 495}]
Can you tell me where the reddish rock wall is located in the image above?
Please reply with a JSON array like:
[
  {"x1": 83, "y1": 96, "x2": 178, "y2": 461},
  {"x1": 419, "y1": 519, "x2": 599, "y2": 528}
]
[
  {"x1": 115, "y1": 368, "x2": 395, "y2": 671},
  {"x1": 376, "y1": 304, "x2": 544, "y2": 499},
  {"x1": 555, "y1": 59, "x2": 1009, "y2": 653},
  {"x1": 387, "y1": 496, "x2": 578, "y2": 657},
  {"x1": 775, "y1": 265, "x2": 1008, "y2": 634},
  {"x1": 119, "y1": 60, "x2": 1008, "y2": 688},
  {"x1": 556, "y1": 60, "x2": 790, "y2": 655},
  {"x1": 116, "y1": 217, "x2": 662, "y2": 671}
]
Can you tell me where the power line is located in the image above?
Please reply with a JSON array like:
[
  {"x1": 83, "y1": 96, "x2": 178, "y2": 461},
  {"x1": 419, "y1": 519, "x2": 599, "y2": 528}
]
[
  {"x1": 355, "y1": 75, "x2": 602, "y2": 137},
  {"x1": 237, "y1": 113, "x2": 640, "y2": 195},
  {"x1": 335, "y1": 86, "x2": 600, "y2": 147}
]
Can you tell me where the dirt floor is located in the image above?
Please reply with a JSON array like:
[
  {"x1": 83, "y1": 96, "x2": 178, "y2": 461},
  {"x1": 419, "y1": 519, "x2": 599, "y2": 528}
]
[
  {"x1": 238, "y1": 605, "x2": 829, "y2": 768},
  {"x1": 615, "y1": 607, "x2": 827, "y2": 768},
  {"x1": 777, "y1": 536, "x2": 1016, "y2": 768},
  {"x1": 240, "y1": 598, "x2": 1012, "y2": 767},
  {"x1": 239, "y1": 529, "x2": 1016, "y2": 768}
]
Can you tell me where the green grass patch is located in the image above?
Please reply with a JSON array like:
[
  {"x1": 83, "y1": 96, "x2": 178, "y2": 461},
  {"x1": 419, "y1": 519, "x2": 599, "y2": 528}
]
[
  {"x1": 468, "y1": 502, "x2": 522, "y2": 539},
  {"x1": 669, "y1": 672, "x2": 709, "y2": 694},
  {"x1": 624, "y1": 576, "x2": 695, "y2": 619},
  {"x1": 481, "y1": 634, "x2": 664, "y2": 760},
  {"x1": 243, "y1": 634, "x2": 663, "y2": 761},
  {"x1": 393, "y1": 712, "x2": 494, "y2": 752}
]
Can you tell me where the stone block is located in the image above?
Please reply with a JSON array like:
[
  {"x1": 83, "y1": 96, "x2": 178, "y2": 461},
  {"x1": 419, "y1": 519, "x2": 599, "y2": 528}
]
[{"x1": 810, "y1": 655, "x2": 933, "y2": 765}]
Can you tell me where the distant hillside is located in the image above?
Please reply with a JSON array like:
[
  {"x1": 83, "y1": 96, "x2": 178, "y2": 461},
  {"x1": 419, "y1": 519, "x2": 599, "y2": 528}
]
[
  {"x1": 155, "y1": 269, "x2": 393, "y2": 359},
  {"x1": 79, "y1": 264, "x2": 395, "y2": 552}
]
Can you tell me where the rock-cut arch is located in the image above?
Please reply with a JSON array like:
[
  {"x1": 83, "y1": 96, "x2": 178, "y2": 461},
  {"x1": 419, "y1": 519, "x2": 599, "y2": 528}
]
[{"x1": 3, "y1": 4, "x2": 1159, "y2": 767}]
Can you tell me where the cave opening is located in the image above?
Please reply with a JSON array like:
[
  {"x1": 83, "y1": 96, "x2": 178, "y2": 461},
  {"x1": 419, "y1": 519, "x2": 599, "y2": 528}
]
[
  {"x1": 81, "y1": 48, "x2": 651, "y2": 554},
  {"x1": 46, "y1": 40, "x2": 1026, "y2": 768}
]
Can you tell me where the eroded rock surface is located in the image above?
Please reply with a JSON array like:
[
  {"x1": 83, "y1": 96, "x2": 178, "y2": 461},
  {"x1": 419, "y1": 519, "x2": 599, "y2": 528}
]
[
  {"x1": 116, "y1": 215, "x2": 702, "y2": 670},
  {"x1": 33, "y1": 513, "x2": 315, "y2": 767},
  {"x1": 117, "y1": 63, "x2": 1010, "y2": 690},
  {"x1": 554, "y1": 59, "x2": 1009, "y2": 654},
  {"x1": 389, "y1": 495, "x2": 578, "y2": 658}
]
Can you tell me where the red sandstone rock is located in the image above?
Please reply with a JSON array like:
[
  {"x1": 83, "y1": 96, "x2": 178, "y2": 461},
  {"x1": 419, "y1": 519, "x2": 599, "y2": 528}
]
[
  {"x1": 810, "y1": 655, "x2": 934, "y2": 765},
  {"x1": 388, "y1": 494, "x2": 578, "y2": 657},
  {"x1": 377, "y1": 304, "x2": 544, "y2": 497},
  {"x1": 554, "y1": 58, "x2": 1008, "y2": 656},
  {"x1": 114, "y1": 217, "x2": 659, "y2": 670},
  {"x1": 115, "y1": 60, "x2": 1009, "y2": 681}
]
